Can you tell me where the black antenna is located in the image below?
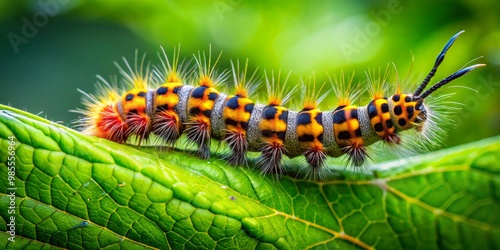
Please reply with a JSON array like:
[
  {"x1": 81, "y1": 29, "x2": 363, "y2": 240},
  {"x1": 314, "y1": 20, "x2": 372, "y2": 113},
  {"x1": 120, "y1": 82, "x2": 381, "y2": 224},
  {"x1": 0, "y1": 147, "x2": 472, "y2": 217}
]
[
  {"x1": 417, "y1": 64, "x2": 485, "y2": 99},
  {"x1": 413, "y1": 30, "x2": 465, "y2": 96}
]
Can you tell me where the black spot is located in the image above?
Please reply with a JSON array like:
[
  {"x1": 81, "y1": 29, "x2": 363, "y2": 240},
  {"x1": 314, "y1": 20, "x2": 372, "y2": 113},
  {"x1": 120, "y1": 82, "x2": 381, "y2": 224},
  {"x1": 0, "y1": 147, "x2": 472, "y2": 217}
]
[
  {"x1": 374, "y1": 122, "x2": 384, "y2": 132},
  {"x1": 299, "y1": 134, "x2": 314, "y2": 142},
  {"x1": 392, "y1": 95, "x2": 400, "y2": 102},
  {"x1": 416, "y1": 101, "x2": 424, "y2": 111},
  {"x1": 333, "y1": 110, "x2": 346, "y2": 124},
  {"x1": 354, "y1": 128, "x2": 362, "y2": 137},
  {"x1": 225, "y1": 119, "x2": 238, "y2": 126},
  {"x1": 125, "y1": 94, "x2": 134, "y2": 101},
  {"x1": 126, "y1": 110, "x2": 138, "y2": 119},
  {"x1": 317, "y1": 133, "x2": 323, "y2": 142},
  {"x1": 315, "y1": 112, "x2": 323, "y2": 125},
  {"x1": 173, "y1": 87, "x2": 180, "y2": 94},
  {"x1": 190, "y1": 107, "x2": 200, "y2": 115},
  {"x1": 406, "y1": 106, "x2": 414, "y2": 119},
  {"x1": 386, "y1": 119, "x2": 393, "y2": 129},
  {"x1": 278, "y1": 110, "x2": 288, "y2": 121},
  {"x1": 301, "y1": 107, "x2": 312, "y2": 112},
  {"x1": 156, "y1": 87, "x2": 168, "y2": 95},
  {"x1": 156, "y1": 104, "x2": 169, "y2": 112},
  {"x1": 334, "y1": 105, "x2": 346, "y2": 111},
  {"x1": 262, "y1": 107, "x2": 277, "y2": 120},
  {"x1": 241, "y1": 122, "x2": 248, "y2": 130},
  {"x1": 394, "y1": 105, "x2": 402, "y2": 116},
  {"x1": 404, "y1": 96, "x2": 412, "y2": 102},
  {"x1": 191, "y1": 86, "x2": 207, "y2": 99},
  {"x1": 261, "y1": 129, "x2": 274, "y2": 138},
  {"x1": 297, "y1": 113, "x2": 311, "y2": 126},
  {"x1": 276, "y1": 131, "x2": 286, "y2": 140},
  {"x1": 203, "y1": 110, "x2": 212, "y2": 118},
  {"x1": 338, "y1": 131, "x2": 351, "y2": 140},
  {"x1": 398, "y1": 118, "x2": 407, "y2": 127},
  {"x1": 226, "y1": 96, "x2": 239, "y2": 110},
  {"x1": 208, "y1": 92, "x2": 218, "y2": 101},
  {"x1": 350, "y1": 109, "x2": 358, "y2": 119},
  {"x1": 368, "y1": 102, "x2": 378, "y2": 119},
  {"x1": 381, "y1": 103, "x2": 389, "y2": 113},
  {"x1": 138, "y1": 92, "x2": 146, "y2": 97},
  {"x1": 244, "y1": 103, "x2": 254, "y2": 113}
]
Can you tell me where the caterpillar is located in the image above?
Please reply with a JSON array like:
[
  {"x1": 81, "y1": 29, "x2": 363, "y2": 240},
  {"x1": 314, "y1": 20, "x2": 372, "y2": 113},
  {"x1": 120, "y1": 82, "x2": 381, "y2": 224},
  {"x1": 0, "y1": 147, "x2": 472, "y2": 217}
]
[{"x1": 73, "y1": 30, "x2": 484, "y2": 179}]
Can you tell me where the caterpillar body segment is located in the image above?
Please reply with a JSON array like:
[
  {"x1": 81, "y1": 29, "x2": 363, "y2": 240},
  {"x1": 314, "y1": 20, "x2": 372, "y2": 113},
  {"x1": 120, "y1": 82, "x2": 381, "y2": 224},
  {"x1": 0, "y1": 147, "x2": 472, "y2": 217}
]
[
  {"x1": 185, "y1": 48, "x2": 228, "y2": 159},
  {"x1": 73, "y1": 76, "x2": 130, "y2": 144},
  {"x1": 296, "y1": 108, "x2": 327, "y2": 177},
  {"x1": 118, "y1": 88, "x2": 152, "y2": 145},
  {"x1": 214, "y1": 59, "x2": 259, "y2": 166},
  {"x1": 293, "y1": 78, "x2": 331, "y2": 177},
  {"x1": 221, "y1": 91, "x2": 255, "y2": 165},
  {"x1": 152, "y1": 81, "x2": 184, "y2": 147},
  {"x1": 186, "y1": 84, "x2": 220, "y2": 159},
  {"x1": 256, "y1": 104, "x2": 290, "y2": 175},
  {"x1": 112, "y1": 51, "x2": 157, "y2": 146},
  {"x1": 366, "y1": 98, "x2": 396, "y2": 142},
  {"x1": 75, "y1": 31, "x2": 485, "y2": 179},
  {"x1": 151, "y1": 47, "x2": 191, "y2": 147}
]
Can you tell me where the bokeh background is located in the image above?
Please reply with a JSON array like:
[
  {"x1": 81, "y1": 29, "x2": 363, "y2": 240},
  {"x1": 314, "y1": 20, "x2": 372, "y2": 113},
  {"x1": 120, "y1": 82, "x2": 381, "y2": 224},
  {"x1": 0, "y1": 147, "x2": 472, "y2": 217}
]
[{"x1": 0, "y1": 0, "x2": 499, "y2": 149}]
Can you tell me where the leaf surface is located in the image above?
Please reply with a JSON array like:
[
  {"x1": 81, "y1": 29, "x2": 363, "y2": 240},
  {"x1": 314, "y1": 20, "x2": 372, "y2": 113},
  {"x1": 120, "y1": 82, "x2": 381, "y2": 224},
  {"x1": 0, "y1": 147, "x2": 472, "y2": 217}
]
[{"x1": 0, "y1": 105, "x2": 499, "y2": 249}]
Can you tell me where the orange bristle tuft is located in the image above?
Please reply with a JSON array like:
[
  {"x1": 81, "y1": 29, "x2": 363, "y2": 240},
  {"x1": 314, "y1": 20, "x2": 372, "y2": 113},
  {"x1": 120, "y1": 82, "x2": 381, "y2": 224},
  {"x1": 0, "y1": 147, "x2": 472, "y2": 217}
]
[
  {"x1": 366, "y1": 65, "x2": 391, "y2": 100},
  {"x1": 194, "y1": 45, "x2": 228, "y2": 88},
  {"x1": 268, "y1": 96, "x2": 282, "y2": 106},
  {"x1": 235, "y1": 85, "x2": 248, "y2": 98},
  {"x1": 199, "y1": 75, "x2": 214, "y2": 87},
  {"x1": 167, "y1": 72, "x2": 181, "y2": 83},
  {"x1": 264, "y1": 70, "x2": 295, "y2": 107},
  {"x1": 301, "y1": 76, "x2": 328, "y2": 110},
  {"x1": 303, "y1": 101, "x2": 316, "y2": 110},
  {"x1": 329, "y1": 70, "x2": 359, "y2": 107}
]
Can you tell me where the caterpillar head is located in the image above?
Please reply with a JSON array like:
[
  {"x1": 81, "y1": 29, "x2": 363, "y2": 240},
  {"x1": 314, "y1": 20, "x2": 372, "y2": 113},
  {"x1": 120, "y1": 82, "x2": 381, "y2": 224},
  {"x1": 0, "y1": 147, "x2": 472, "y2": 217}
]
[{"x1": 390, "y1": 30, "x2": 485, "y2": 132}]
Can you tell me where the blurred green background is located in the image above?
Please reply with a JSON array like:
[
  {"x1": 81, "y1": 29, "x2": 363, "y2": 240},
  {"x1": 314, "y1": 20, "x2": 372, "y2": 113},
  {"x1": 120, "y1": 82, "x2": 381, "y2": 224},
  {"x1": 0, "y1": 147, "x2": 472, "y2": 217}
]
[{"x1": 0, "y1": 0, "x2": 499, "y2": 149}]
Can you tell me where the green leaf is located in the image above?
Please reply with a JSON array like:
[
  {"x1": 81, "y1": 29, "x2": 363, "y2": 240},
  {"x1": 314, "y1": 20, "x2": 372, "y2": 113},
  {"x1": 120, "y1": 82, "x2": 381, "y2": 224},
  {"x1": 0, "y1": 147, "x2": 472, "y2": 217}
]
[{"x1": 0, "y1": 104, "x2": 499, "y2": 249}]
